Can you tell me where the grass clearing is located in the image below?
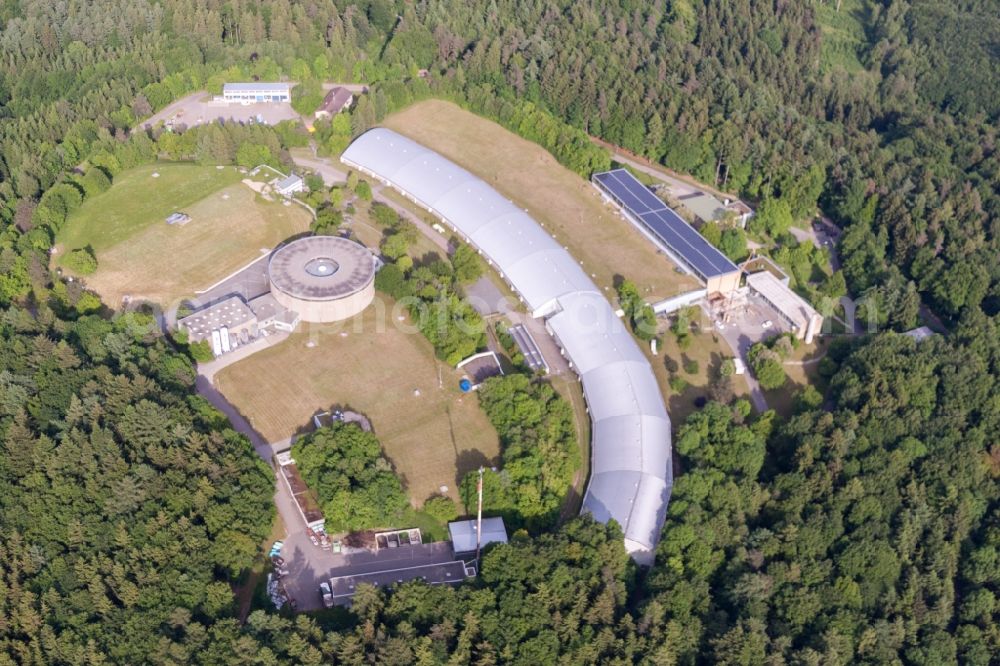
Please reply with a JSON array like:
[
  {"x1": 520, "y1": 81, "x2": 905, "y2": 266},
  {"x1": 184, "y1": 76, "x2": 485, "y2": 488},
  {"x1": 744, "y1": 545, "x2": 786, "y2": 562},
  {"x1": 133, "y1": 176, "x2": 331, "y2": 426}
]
[
  {"x1": 765, "y1": 339, "x2": 829, "y2": 417},
  {"x1": 382, "y1": 100, "x2": 701, "y2": 301},
  {"x1": 56, "y1": 163, "x2": 311, "y2": 307},
  {"x1": 550, "y1": 374, "x2": 590, "y2": 520},
  {"x1": 654, "y1": 320, "x2": 752, "y2": 427},
  {"x1": 815, "y1": 0, "x2": 873, "y2": 73},
  {"x1": 214, "y1": 302, "x2": 501, "y2": 507},
  {"x1": 58, "y1": 163, "x2": 241, "y2": 252}
]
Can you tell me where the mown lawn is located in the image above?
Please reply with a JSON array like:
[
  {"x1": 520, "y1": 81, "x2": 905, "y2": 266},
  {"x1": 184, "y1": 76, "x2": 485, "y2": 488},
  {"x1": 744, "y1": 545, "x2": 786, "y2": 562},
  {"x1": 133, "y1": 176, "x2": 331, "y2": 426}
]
[
  {"x1": 58, "y1": 162, "x2": 242, "y2": 252},
  {"x1": 214, "y1": 302, "x2": 501, "y2": 507},
  {"x1": 56, "y1": 162, "x2": 310, "y2": 307},
  {"x1": 382, "y1": 100, "x2": 701, "y2": 301}
]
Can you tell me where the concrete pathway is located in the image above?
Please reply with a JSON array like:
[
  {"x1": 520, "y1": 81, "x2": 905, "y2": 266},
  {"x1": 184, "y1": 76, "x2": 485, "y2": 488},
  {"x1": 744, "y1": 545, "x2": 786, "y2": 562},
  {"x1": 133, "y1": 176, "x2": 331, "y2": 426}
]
[
  {"x1": 742, "y1": 372, "x2": 769, "y2": 414},
  {"x1": 195, "y1": 372, "x2": 306, "y2": 533}
]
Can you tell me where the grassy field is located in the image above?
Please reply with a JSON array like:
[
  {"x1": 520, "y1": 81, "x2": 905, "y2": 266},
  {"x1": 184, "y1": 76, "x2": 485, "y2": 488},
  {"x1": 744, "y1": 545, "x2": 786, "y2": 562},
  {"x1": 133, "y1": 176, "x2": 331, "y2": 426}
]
[
  {"x1": 765, "y1": 338, "x2": 830, "y2": 417},
  {"x1": 56, "y1": 163, "x2": 311, "y2": 307},
  {"x1": 549, "y1": 374, "x2": 590, "y2": 520},
  {"x1": 58, "y1": 163, "x2": 241, "y2": 252},
  {"x1": 348, "y1": 194, "x2": 445, "y2": 263},
  {"x1": 214, "y1": 303, "x2": 501, "y2": 507},
  {"x1": 653, "y1": 322, "x2": 752, "y2": 428},
  {"x1": 382, "y1": 100, "x2": 701, "y2": 301}
]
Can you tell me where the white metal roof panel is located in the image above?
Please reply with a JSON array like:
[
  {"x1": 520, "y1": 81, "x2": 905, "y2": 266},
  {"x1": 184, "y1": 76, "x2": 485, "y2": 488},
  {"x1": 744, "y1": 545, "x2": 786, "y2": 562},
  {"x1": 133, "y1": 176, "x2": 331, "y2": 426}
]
[{"x1": 581, "y1": 362, "x2": 667, "y2": 421}]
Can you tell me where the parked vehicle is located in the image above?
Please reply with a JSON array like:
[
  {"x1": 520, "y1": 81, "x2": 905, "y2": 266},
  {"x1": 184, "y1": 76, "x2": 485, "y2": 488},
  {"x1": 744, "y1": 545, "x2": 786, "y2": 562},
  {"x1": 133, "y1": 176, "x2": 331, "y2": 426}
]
[{"x1": 319, "y1": 582, "x2": 334, "y2": 608}]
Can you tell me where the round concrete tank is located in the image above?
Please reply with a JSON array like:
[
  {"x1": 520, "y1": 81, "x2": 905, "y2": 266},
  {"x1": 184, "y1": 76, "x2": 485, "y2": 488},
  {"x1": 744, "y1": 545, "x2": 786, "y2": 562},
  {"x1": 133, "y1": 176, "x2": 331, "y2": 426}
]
[{"x1": 267, "y1": 236, "x2": 376, "y2": 323}]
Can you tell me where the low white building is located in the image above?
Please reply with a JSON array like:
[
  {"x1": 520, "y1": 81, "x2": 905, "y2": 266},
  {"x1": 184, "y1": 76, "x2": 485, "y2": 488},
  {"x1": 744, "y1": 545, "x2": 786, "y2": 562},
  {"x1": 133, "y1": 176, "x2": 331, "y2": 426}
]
[
  {"x1": 449, "y1": 518, "x2": 508, "y2": 555},
  {"x1": 223, "y1": 82, "x2": 291, "y2": 103},
  {"x1": 274, "y1": 174, "x2": 305, "y2": 197},
  {"x1": 746, "y1": 271, "x2": 823, "y2": 343}
]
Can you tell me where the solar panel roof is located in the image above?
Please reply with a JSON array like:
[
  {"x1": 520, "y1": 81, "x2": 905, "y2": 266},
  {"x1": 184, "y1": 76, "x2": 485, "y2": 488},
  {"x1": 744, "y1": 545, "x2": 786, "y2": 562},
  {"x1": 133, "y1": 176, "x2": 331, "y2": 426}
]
[{"x1": 593, "y1": 169, "x2": 738, "y2": 279}]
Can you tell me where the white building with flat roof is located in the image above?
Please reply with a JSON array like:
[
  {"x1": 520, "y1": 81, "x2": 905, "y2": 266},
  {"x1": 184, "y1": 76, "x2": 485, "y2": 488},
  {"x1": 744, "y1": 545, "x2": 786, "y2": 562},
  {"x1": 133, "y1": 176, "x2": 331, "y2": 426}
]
[
  {"x1": 223, "y1": 82, "x2": 291, "y2": 103},
  {"x1": 274, "y1": 174, "x2": 304, "y2": 197},
  {"x1": 746, "y1": 270, "x2": 823, "y2": 343},
  {"x1": 449, "y1": 518, "x2": 508, "y2": 554}
]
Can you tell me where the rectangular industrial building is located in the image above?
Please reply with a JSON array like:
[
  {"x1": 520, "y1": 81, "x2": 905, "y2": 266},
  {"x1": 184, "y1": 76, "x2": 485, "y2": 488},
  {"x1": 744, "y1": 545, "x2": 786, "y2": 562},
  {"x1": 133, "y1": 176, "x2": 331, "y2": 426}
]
[
  {"x1": 746, "y1": 271, "x2": 823, "y2": 343},
  {"x1": 223, "y1": 82, "x2": 291, "y2": 103},
  {"x1": 178, "y1": 296, "x2": 257, "y2": 344},
  {"x1": 593, "y1": 169, "x2": 741, "y2": 293},
  {"x1": 329, "y1": 561, "x2": 468, "y2": 604}
]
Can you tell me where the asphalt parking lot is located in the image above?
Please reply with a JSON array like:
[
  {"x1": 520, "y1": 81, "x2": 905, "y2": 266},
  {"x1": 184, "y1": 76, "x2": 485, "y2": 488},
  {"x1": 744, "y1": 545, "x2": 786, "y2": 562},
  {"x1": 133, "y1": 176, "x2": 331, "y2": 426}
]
[
  {"x1": 189, "y1": 252, "x2": 272, "y2": 307},
  {"x1": 714, "y1": 295, "x2": 787, "y2": 359},
  {"x1": 139, "y1": 91, "x2": 302, "y2": 130},
  {"x1": 278, "y1": 536, "x2": 457, "y2": 611}
]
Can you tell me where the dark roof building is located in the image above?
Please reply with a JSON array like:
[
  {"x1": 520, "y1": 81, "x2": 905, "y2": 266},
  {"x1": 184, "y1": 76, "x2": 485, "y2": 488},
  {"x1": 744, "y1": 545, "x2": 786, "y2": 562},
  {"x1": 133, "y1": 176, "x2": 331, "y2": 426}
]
[{"x1": 315, "y1": 87, "x2": 354, "y2": 119}]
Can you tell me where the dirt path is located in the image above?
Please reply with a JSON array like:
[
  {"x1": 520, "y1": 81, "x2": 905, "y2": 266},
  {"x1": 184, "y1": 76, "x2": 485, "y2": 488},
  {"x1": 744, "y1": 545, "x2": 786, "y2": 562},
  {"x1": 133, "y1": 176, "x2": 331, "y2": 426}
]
[{"x1": 593, "y1": 138, "x2": 740, "y2": 202}]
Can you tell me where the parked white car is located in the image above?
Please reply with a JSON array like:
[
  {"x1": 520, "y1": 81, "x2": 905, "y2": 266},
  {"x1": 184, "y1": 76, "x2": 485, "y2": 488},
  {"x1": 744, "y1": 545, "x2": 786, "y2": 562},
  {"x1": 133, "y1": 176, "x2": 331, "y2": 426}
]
[
  {"x1": 319, "y1": 582, "x2": 334, "y2": 608},
  {"x1": 762, "y1": 320, "x2": 773, "y2": 329}
]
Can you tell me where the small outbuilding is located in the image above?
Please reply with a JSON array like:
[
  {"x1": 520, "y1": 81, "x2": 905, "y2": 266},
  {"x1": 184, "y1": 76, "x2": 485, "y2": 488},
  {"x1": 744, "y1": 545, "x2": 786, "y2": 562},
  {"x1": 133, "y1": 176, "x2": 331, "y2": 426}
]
[
  {"x1": 449, "y1": 517, "x2": 508, "y2": 555},
  {"x1": 315, "y1": 87, "x2": 354, "y2": 119},
  {"x1": 274, "y1": 174, "x2": 305, "y2": 197},
  {"x1": 455, "y1": 351, "x2": 504, "y2": 386}
]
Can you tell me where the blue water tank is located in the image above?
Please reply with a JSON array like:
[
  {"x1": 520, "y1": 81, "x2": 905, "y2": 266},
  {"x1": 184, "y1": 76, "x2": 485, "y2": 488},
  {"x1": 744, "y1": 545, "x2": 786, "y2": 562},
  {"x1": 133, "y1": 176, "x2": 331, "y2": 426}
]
[{"x1": 459, "y1": 378, "x2": 473, "y2": 392}]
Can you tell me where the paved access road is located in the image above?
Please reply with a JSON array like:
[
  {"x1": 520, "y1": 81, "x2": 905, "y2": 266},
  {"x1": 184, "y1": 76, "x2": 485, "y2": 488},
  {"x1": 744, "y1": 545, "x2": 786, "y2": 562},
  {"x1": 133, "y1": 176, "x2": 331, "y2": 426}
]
[
  {"x1": 291, "y1": 153, "x2": 349, "y2": 187},
  {"x1": 711, "y1": 296, "x2": 791, "y2": 414},
  {"x1": 136, "y1": 92, "x2": 302, "y2": 131},
  {"x1": 602, "y1": 145, "x2": 726, "y2": 201},
  {"x1": 194, "y1": 337, "x2": 305, "y2": 538}
]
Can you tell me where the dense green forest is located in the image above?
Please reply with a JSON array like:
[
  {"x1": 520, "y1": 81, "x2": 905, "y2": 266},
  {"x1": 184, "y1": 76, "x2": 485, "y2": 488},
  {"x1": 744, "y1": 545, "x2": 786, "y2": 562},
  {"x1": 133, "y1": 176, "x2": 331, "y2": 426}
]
[
  {"x1": 1, "y1": 0, "x2": 998, "y2": 662},
  {"x1": 0, "y1": 306, "x2": 275, "y2": 661},
  {"x1": 460, "y1": 374, "x2": 580, "y2": 531},
  {"x1": 292, "y1": 422, "x2": 408, "y2": 532}
]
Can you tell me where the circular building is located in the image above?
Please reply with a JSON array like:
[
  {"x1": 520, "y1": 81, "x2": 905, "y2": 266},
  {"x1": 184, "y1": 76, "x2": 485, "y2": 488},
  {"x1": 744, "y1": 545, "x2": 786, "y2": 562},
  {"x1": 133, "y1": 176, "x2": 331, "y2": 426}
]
[{"x1": 268, "y1": 236, "x2": 376, "y2": 323}]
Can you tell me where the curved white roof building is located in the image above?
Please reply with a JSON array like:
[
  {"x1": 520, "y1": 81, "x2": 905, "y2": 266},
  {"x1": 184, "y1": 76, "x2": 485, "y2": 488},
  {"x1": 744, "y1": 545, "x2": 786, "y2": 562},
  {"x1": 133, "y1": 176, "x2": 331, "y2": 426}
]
[{"x1": 342, "y1": 129, "x2": 672, "y2": 562}]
